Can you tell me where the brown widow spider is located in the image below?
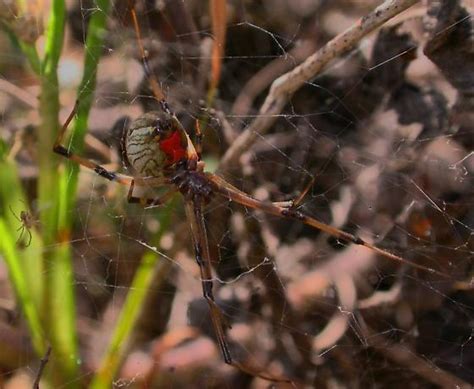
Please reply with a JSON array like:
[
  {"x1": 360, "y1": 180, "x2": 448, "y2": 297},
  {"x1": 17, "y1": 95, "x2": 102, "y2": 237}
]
[{"x1": 52, "y1": 1, "x2": 453, "y2": 383}]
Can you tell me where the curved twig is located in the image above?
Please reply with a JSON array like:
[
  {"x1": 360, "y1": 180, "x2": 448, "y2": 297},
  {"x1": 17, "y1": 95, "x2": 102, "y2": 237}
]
[{"x1": 218, "y1": 0, "x2": 420, "y2": 173}]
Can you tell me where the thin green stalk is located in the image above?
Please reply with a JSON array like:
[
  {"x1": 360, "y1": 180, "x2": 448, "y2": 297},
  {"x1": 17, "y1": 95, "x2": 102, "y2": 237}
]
[
  {"x1": 0, "y1": 141, "x2": 45, "y2": 355},
  {"x1": 0, "y1": 143, "x2": 44, "y2": 315},
  {"x1": 4, "y1": 30, "x2": 41, "y2": 75},
  {"x1": 38, "y1": 0, "x2": 66, "y2": 243},
  {"x1": 53, "y1": 0, "x2": 110, "y2": 378},
  {"x1": 0, "y1": 220, "x2": 45, "y2": 353},
  {"x1": 19, "y1": 42, "x2": 41, "y2": 75},
  {"x1": 40, "y1": 1, "x2": 110, "y2": 385},
  {"x1": 35, "y1": 0, "x2": 80, "y2": 384},
  {"x1": 90, "y1": 201, "x2": 177, "y2": 389},
  {"x1": 59, "y1": 0, "x2": 111, "y2": 223},
  {"x1": 0, "y1": 1, "x2": 41, "y2": 75}
]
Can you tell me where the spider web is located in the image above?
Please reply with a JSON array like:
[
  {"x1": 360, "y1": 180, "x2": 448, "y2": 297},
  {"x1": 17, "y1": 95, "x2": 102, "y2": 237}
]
[{"x1": 0, "y1": 0, "x2": 473, "y2": 387}]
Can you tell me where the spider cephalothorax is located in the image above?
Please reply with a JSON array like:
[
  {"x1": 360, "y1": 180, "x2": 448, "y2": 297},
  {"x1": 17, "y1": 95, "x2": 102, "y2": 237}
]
[
  {"x1": 122, "y1": 111, "x2": 189, "y2": 177},
  {"x1": 170, "y1": 164, "x2": 214, "y2": 203}
]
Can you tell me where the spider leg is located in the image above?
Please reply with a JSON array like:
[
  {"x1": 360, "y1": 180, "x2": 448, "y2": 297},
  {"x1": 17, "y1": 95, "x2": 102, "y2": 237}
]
[
  {"x1": 184, "y1": 200, "x2": 231, "y2": 361},
  {"x1": 184, "y1": 199, "x2": 291, "y2": 383},
  {"x1": 128, "y1": 0, "x2": 168, "y2": 112},
  {"x1": 291, "y1": 175, "x2": 315, "y2": 209},
  {"x1": 128, "y1": 1, "x2": 201, "y2": 166},
  {"x1": 127, "y1": 178, "x2": 177, "y2": 207},
  {"x1": 16, "y1": 226, "x2": 24, "y2": 242},
  {"x1": 53, "y1": 101, "x2": 134, "y2": 186},
  {"x1": 15, "y1": 225, "x2": 32, "y2": 247},
  {"x1": 25, "y1": 228, "x2": 32, "y2": 247},
  {"x1": 143, "y1": 190, "x2": 178, "y2": 208},
  {"x1": 9, "y1": 205, "x2": 22, "y2": 223},
  {"x1": 194, "y1": 119, "x2": 203, "y2": 159},
  {"x1": 206, "y1": 172, "x2": 452, "y2": 279}
]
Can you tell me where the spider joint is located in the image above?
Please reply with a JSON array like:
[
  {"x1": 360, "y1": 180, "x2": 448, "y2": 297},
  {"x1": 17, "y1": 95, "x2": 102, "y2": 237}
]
[
  {"x1": 94, "y1": 166, "x2": 116, "y2": 181},
  {"x1": 53, "y1": 145, "x2": 71, "y2": 158},
  {"x1": 202, "y1": 279, "x2": 214, "y2": 300},
  {"x1": 281, "y1": 208, "x2": 305, "y2": 221},
  {"x1": 160, "y1": 100, "x2": 172, "y2": 115}
]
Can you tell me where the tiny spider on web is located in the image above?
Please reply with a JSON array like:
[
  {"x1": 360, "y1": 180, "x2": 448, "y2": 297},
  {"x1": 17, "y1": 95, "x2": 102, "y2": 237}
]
[
  {"x1": 52, "y1": 0, "x2": 461, "y2": 384},
  {"x1": 9, "y1": 205, "x2": 36, "y2": 247}
]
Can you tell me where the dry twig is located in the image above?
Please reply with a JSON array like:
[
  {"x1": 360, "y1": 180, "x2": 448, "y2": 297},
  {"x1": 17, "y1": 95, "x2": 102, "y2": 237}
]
[
  {"x1": 218, "y1": 0, "x2": 421, "y2": 173},
  {"x1": 32, "y1": 345, "x2": 52, "y2": 389}
]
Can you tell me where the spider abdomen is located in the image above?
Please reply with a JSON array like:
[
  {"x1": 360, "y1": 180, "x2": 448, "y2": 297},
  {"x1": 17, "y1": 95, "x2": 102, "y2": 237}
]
[
  {"x1": 124, "y1": 127, "x2": 166, "y2": 176},
  {"x1": 123, "y1": 111, "x2": 188, "y2": 177}
]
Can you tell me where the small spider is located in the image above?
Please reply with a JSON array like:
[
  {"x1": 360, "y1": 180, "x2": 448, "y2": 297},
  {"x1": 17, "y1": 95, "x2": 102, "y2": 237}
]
[{"x1": 9, "y1": 205, "x2": 36, "y2": 247}]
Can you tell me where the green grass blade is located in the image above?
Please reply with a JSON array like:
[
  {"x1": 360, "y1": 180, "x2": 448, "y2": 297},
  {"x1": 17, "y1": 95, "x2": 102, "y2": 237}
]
[
  {"x1": 2, "y1": 29, "x2": 42, "y2": 75},
  {"x1": 59, "y1": 0, "x2": 111, "y2": 222},
  {"x1": 90, "y1": 200, "x2": 177, "y2": 389},
  {"x1": 46, "y1": 1, "x2": 110, "y2": 385},
  {"x1": 35, "y1": 1, "x2": 80, "y2": 385},
  {"x1": 0, "y1": 144, "x2": 44, "y2": 315},
  {"x1": 38, "y1": 0, "x2": 66, "y2": 244},
  {"x1": 0, "y1": 142, "x2": 45, "y2": 355},
  {"x1": 0, "y1": 220, "x2": 45, "y2": 353}
]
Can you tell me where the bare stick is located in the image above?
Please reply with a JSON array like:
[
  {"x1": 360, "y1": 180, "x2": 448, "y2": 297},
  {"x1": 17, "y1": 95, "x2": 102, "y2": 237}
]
[
  {"x1": 32, "y1": 345, "x2": 52, "y2": 389},
  {"x1": 218, "y1": 0, "x2": 420, "y2": 173}
]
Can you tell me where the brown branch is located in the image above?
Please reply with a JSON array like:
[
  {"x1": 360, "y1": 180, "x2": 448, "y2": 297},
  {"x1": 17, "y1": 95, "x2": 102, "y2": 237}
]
[
  {"x1": 32, "y1": 345, "x2": 52, "y2": 389},
  {"x1": 218, "y1": 0, "x2": 421, "y2": 173}
]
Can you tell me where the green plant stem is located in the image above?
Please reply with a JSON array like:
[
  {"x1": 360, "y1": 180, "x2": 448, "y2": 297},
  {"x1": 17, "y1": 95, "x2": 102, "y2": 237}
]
[
  {"x1": 36, "y1": 0, "x2": 79, "y2": 385},
  {"x1": 0, "y1": 220, "x2": 45, "y2": 353},
  {"x1": 21, "y1": 43, "x2": 41, "y2": 75},
  {"x1": 60, "y1": 0, "x2": 111, "y2": 221},
  {"x1": 38, "y1": 0, "x2": 65, "y2": 245},
  {"x1": 0, "y1": 143, "x2": 45, "y2": 355},
  {"x1": 13, "y1": 35, "x2": 41, "y2": 75},
  {"x1": 48, "y1": 1, "x2": 110, "y2": 385}
]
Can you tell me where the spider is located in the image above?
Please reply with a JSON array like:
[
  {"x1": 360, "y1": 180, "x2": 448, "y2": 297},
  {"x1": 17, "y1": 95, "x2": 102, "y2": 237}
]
[
  {"x1": 9, "y1": 205, "x2": 36, "y2": 247},
  {"x1": 52, "y1": 1, "x2": 452, "y2": 383}
]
